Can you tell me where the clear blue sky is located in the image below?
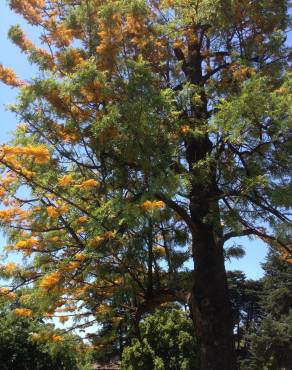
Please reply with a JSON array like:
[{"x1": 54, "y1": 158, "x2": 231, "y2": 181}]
[{"x1": 0, "y1": 2, "x2": 274, "y2": 280}]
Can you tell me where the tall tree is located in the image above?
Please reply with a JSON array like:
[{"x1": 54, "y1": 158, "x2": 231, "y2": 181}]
[
  {"x1": 0, "y1": 1, "x2": 291, "y2": 369},
  {"x1": 240, "y1": 250, "x2": 292, "y2": 369},
  {"x1": 227, "y1": 271, "x2": 263, "y2": 360}
]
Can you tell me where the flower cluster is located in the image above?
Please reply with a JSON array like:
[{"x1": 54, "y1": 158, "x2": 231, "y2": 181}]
[
  {"x1": 15, "y1": 238, "x2": 39, "y2": 256},
  {"x1": 89, "y1": 231, "x2": 116, "y2": 248},
  {"x1": 0, "y1": 287, "x2": 17, "y2": 300},
  {"x1": 9, "y1": 0, "x2": 44, "y2": 25},
  {"x1": 75, "y1": 179, "x2": 99, "y2": 189},
  {"x1": 14, "y1": 308, "x2": 33, "y2": 317},
  {"x1": 58, "y1": 175, "x2": 73, "y2": 187},
  {"x1": 0, "y1": 64, "x2": 25, "y2": 87},
  {"x1": 0, "y1": 208, "x2": 29, "y2": 223},
  {"x1": 1, "y1": 145, "x2": 50, "y2": 164},
  {"x1": 3, "y1": 262, "x2": 18, "y2": 274},
  {"x1": 141, "y1": 200, "x2": 165, "y2": 211},
  {"x1": 46, "y1": 203, "x2": 69, "y2": 218},
  {"x1": 39, "y1": 271, "x2": 61, "y2": 291}
]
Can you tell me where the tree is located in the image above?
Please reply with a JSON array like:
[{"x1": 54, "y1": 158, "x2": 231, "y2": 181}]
[
  {"x1": 240, "y1": 250, "x2": 292, "y2": 369},
  {"x1": 0, "y1": 297, "x2": 90, "y2": 370},
  {"x1": 227, "y1": 271, "x2": 263, "y2": 357},
  {"x1": 0, "y1": 1, "x2": 291, "y2": 369},
  {"x1": 121, "y1": 308, "x2": 197, "y2": 370}
]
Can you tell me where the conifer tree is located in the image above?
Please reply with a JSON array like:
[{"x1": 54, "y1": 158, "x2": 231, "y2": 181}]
[
  {"x1": 0, "y1": 1, "x2": 291, "y2": 369},
  {"x1": 241, "y1": 250, "x2": 292, "y2": 369}
]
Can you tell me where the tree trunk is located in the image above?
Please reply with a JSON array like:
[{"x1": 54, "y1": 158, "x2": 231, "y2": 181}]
[
  {"x1": 190, "y1": 223, "x2": 236, "y2": 370},
  {"x1": 186, "y1": 136, "x2": 236, "y2": 369},
  {"x1": 178, "y1": 37, "x2": 236, "y2": 368}
]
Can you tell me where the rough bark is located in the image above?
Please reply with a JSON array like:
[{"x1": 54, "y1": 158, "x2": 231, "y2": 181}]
[
  {"x1": 174, "y1": 32, "x2": 238, "y2": 368},
  {"x1": 190, "y1": 222, "x2": 236, "y2": 370},
  {"x1": 186, "y1": 132, "x2": 236, "y2": 370},
  {"x1": 177, "y1": 34, "x2": 237, "y2": 369},
  {"x1": 186, "y1": 135, "x2": 236, "y2": 369}
]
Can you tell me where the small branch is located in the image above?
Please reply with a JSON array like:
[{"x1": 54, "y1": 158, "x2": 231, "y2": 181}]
[
  {"x1": 203, "y1": 62, "x2": 230, "y2": 83},
  {"x1": 155, "y1": 193, "x2": 196, "y2": 234}
]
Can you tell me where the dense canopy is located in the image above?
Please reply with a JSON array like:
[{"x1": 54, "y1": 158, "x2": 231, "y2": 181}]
[{"x1": 0, "y1": 1, "x2": 290, "y2": 369}]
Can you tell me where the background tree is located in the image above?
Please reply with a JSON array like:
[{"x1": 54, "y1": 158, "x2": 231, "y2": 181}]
[
  {"x1": 227, "y1": 270, "x2": 263, "y2": 357},
  {"x1": 0, "y1": 1, "x2": 290, "y2": 369},
  {"x1": 121, "y1": 307, "x2": 197, "y2": 370},
  {"x1": 0, "y1": 296, "x2": 90, "y2": 370},
  {"x1": 240, "y1": 250, "x2": 292, "y2": 370}
]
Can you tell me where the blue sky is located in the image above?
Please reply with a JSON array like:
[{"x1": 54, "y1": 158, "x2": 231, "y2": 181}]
[{"x1": 0, "y1": 2, "x2": 279, "y2": 280}]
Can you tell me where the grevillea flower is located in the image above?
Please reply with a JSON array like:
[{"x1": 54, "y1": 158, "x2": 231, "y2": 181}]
[{"x1": 15, "y1": 308, "x2": 33, "y2": 317}]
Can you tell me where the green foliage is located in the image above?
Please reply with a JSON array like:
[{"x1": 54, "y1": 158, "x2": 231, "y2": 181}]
[
  {"x1": 242, "y1": 314, "x2": 292, "y2": 370},
  {"x1": 121, "y1": 308, "x2": 198, "y2": 370},
  {"x1": 0, "y1": 303, "x2": 90, "y2": 370},
  {"x1": 0, "y1": 0, "x2": 291, "y2": 368},
  {"x1": 239, "y1": 251, "x2": 292, "y2": 369},
  {"x1": 121, "y1": 339, "x2": 162, "y2": 370}
]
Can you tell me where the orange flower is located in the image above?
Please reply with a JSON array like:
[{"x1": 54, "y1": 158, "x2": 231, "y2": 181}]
[
  {"x1": 75, "y1": 179, "x2": 99, "y2": 189},
  {"x1": 15, "y1": 238, "x2": 39, "y2": 255},
  {"x1": 74, "y1": 253, "x2": 86, "y2": 261},
  {"x1": 88, "y1": 231, "x2": 116, "y2": 247},
  {"x1": 141, "y1": 200, "x2": 165, "y2": 211},
  {"x1": 0, "y1": 187, "x2": 5, "y2": 197},
  {"x1": 0, "y1": 208, "x2": 28, "y2": 222},
  {"x1": 1, "y1": 145, "x2": 50, "y2": 164},
  {"x1": 47, "y1": 236, "x2": 59, "y2": 242},
  {"x1": 0, "y1": 64, "x2": 25, "y2": 87},
  {"x1": 173, "y1": 39, "x2": 184, "y2": 48},
  {"x1": 77, "y1": 216, "x2": 88, "y2": 223},
  {"x1": 181, "y1": 125, "x2": 190, "y2": 134},
  {"x1": 51, "y1": 334, "x2": 63, "y2": 342},
  {"x1": 58, "y1": 175, "x2": 73, "y2": 186},
  {"x1": 39, "y1": 271, "x2": 60, "y2": 290},
  {"x1": 0, "y1": 287, "x2": 10, "y2": 295},
  {"x1": 15, "y1": 308, "x2": 33, "y2": 317},
  {"x1": 0, "y1": 288, "x2": 17, "y2": 300},
  {"x1": 22, "y1": 145, "x2": 50, "y2": 163},
  {"x1": 46, "y1": 206, "x2": 59, "y2": 218},
  {"x1": 103, "y1": 231, "x2": 116, "y2": 239},
  {"x1": 153, "y1": 245, "x2": 166, "y2": 255},
  {"x1": 88, "y1": 236, "x2": 104, "y2": 247},
  {"x1": 3, "y1": 262, "x2": 18, "y2": 274},
  {"x1": 9, "y1": 0, "x2": 44, "y2": 24},
  {"x1": 96, "y1": 304, "x2": 111, "y2": 314},
  {"x1": 62, "y1": 260, "x2": 80, "y2": 272}
]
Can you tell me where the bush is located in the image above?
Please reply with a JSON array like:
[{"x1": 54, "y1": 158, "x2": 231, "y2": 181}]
[{"x1": 121, "y1": 308, "x2": 198, "y2": 370}]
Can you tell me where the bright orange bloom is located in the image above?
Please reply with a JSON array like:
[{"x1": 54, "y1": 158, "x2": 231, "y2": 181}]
[
  {"x1": 75, "y1": 179, "x2": 99, "y2": 189},
  {"x1": 51, "y1": 334, "x2": 63, "y2": 342},
  {"x1": 0, "y1": 287, "x2": 17, "y2": 300},
  {"x1": 0, "y1": 64, "x2": 25, "y2": 87},
  {"x1": 15, "y1": 308, "x2": 33, "y2": 317},
  {"x1": 141, "y1": 200, "x2": 165, "y2": 211},
  {"x1": 15, "y1": 238, "x2": 39, "y2": 256},
  {"x1": 39, "y1": 271, "x2": 61, "y2": 290},
  {"x1": 58, "y1": 175, "x2": 73, "y2": 186},
  {"x1": 46, "y1": 206, "x2": 59, "y2": 218},
  {"x1": 1, "y1": 145, "x2": 50, "y2": 164}
]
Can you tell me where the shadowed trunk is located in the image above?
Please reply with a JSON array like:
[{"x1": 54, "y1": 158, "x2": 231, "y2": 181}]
[
  {"x1": 190, "y1": 222, "x2": 236, "y2": 369},
  {"x1": 186, "y1": 134, "x2": 236, "y2": 369},
  {"x1": 174, "y1": 28, "x2": 238, "y2": 367},
  {"x1": 179, "y1": 37, "x2": 237, "y2": 368}
]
